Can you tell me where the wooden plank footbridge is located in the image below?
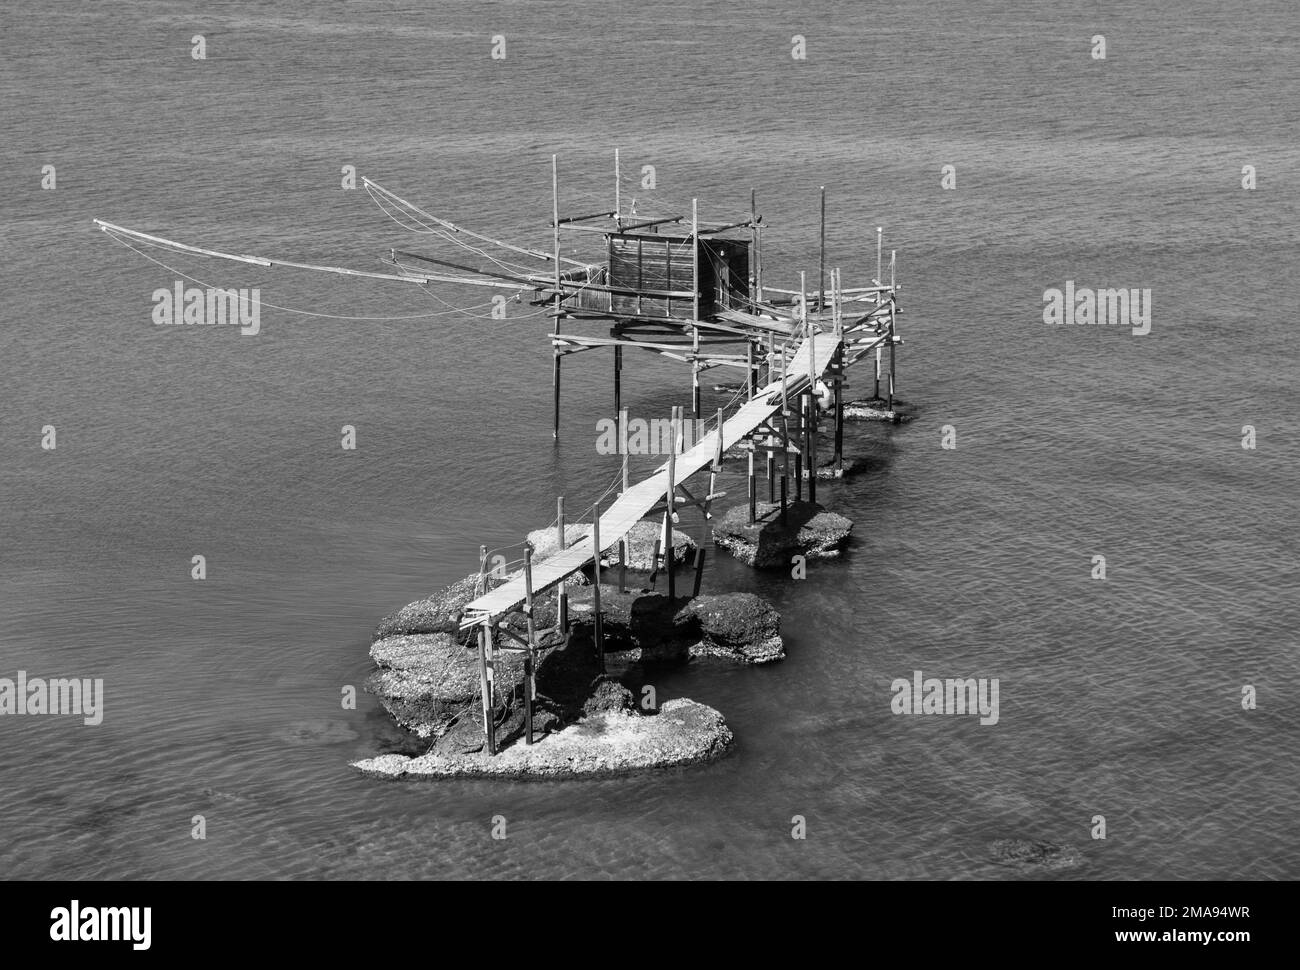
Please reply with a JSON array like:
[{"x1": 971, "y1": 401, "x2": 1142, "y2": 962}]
[{"x1": 93, "y1": 151, "x2": 904, "y2": 755}]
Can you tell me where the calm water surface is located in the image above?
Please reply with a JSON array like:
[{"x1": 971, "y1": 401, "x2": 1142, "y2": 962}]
[{"x1": 1, "y1": 0, "x2": 1297, "y2": 879}]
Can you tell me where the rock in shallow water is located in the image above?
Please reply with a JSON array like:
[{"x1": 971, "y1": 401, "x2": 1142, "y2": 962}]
[
  {"x1": 350, "y1": 698, "x2": 733, "y2": 779},
  {"x1": 988, "y1": 839, "x2": 1083, "y2": 871},
  {"x1": 565, "y1": 586, "x2": 784, "y2": 665},
  {"x1": 712, "y1": 500, "x2": 853, "y2": 569}
]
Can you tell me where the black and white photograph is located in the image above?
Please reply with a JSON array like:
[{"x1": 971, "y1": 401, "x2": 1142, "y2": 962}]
[{"x1": 1, "y1": 0, "x2": 1293, "y2": 947}]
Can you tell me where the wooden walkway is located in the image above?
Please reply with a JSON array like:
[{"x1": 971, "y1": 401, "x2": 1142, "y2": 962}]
[{"x1": 459, "y1": 333, "x2": 842, "y2": 629}]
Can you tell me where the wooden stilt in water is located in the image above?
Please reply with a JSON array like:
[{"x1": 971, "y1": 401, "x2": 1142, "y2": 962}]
[
  {"x1": 692, "y1": 548, "x2": 706, "y2": 598},
  {"x1": 833, "y1": 267, "x2": 844, "y2": 477},
  {"x1": 650, "y1": 538, "x2": 662, "y2": 586},
  {"x1": 691, "y1": 199, "x2": 701, "y2": 421},
  {"x1": 750, "y1": 188, "x2": 759, "y2": 301},
  {"x1": 522, "y1": 543, "x2": 537, "y2": 745},
  {"x1": 889, "y1": 249, "x2": 897, "y2": 418},
  {"x1": 613, "y1": 342, "x2": 622, "y2": 417},
  {"x1": 591, "y1": 500, "x2": 605, "y2": 670},
  {"x1": 819, "y1": 186, "x2": 826, "y2": 313},
  {"x1": 806, "y1": 273, "x2": 818, "y2": 502},
  {"x1": 555, "y1": 497, "x2": 568, "y2": 635},
  {"x1": 618, "y1": 537, "x2": 626, "y2": 593},
  {"x1": 552, "y1": 156, "x2": 562, "y2": 441}
]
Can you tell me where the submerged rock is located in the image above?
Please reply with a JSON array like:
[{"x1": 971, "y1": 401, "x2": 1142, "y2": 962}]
[
  {"x1": 680, "y1": 593, "x2": 784, "y2": 664},
  {"x1": 815, "y1": 455, "x2": 872, "y2": 479},
  {"x1": 351, "y1": 698, "x2": 733, "y2": 779},
  {"x1": 712, "y1": 500, "x2": 853, "y2": 569},
  {"x1": 988, "y1": 839, "x2": 1084, "y2": 872}
]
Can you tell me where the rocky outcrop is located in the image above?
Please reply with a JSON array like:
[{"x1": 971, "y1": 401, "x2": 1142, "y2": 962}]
[
  {"x1": 361, "y1": 553, "x2": 781, "y2": 777},
  {"x1": 351, "y1": 698, "x2": 733, "y2": 779},
  {"x1": 712, "y1": 500, "x2": 852, "y2": 569},
  {"x1": 844, "y1": 396, "x2": 913, "y2": 423},
  {"x1": 679, "y1": 594, "x2": 784, "y2": 664},
  {"x1": 365, "y1": 625, "x2": 599, "y2": 746},
  {"x1": 815, "y1": 455, "x2": 872, "y2": 479},
  {"x1": 372, "y1": 574, "x2": 483, "y2": 640},
  {"x1": 564, "y1": 586, "x2": 785, "y2": 665}
]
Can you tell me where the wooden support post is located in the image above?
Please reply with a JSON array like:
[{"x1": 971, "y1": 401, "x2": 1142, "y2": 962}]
[
  {"x1": 747, "y1": 446, "x2": 756, "y2": 524},
  {"x1": 692, "y1": 199, "x2": 701, "y2": 421},
  {"x1": 692, "y1": 548, "x2": 706, "y2": 598},
  {"x1": 476, "y1": 623, "x2": 495, "y2": 756},
  {"x1": 707, "y1": 406, "x2": 724, "y2": 508},
  {"x1": 618, "y1": 538, "x2": 627, "y2": 593},
  {"x1": 614, "y1": 147, "x2": 620, "y2": 220},
  {"x1": 666, "y1": 406, "x2": 678, "y2": 601},
  {"x1": 619, "y1": 408, "x2": 630, "y2": 493},
  {"x1": 794, "y1": 398, "x2": 803, "y2": 502},
  {"x1": 613, "y1": 342, "x2": 622, "y2": 417},
  {"x1": 522, "y1": 543, "x2": 537, "y2": 745},
  {"x1": 889, "y1": 249, "x2": 897, "y2": 416},
  {"x1": 591, "y1": 501, "x2": 605, "y2": 669},
  {"x1": 819, "y1": 185, "x2": 826, "y2": 313},
  {"x1": 806, "y1": 392, "x2": 817, "y2": 503},
  {"x1": 749, "y1": 188, "x2": 758, "y2": 302},
  {"x1": 552, "y1": 156, "x2": 562, "y2": 440},
  {"x1": 833, "y1": 268, "x2": 844, "y2": 477},
  {"x1": 780, "y1": 410, "x2": 790, "y2": 524},
  {"x1": 478, "y1": 543, "x2": 488, "y2": 594},
  {"x1": 767, "y1": 440, "x2": 775, "y2": 503},
  {"x1": 651, "y1": 538, "x2": 662, "y2": 585},
  {"x1": 746, "y1": 340, "x2": 755, "y2": 400},
  {"x1": 556, "y1": 497, "x2": 568, "y2": 634},
  {"x1": 876, "y1": 226, "x2": 883, "y2": 284}
]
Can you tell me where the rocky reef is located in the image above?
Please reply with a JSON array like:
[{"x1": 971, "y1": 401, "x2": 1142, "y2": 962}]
[
  {"x1": 354, "y1": 553, "x2": 785, "y2": 778},
  {"x1": 711, "y1": 500, "x2": 853, "y2": 569},
  {"x1": 352, "y1": 698, "x2": 732, "y2": 779}
]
